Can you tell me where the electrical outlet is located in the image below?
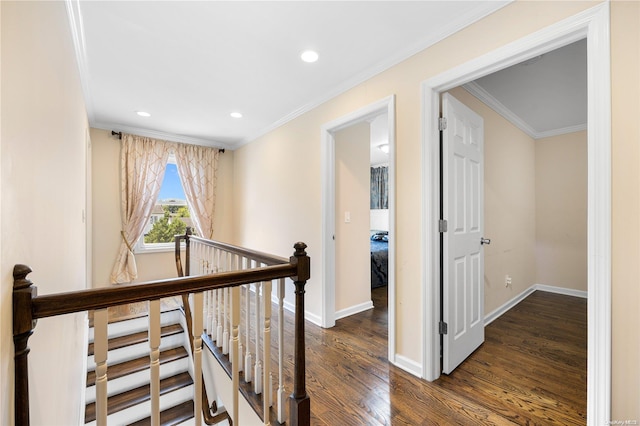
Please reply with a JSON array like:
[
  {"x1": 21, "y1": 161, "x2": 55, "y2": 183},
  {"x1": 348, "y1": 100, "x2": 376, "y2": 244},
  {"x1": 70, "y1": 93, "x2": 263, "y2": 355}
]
[{"x1": 505, "y1": 275, "x2": 512, "y2": 287}]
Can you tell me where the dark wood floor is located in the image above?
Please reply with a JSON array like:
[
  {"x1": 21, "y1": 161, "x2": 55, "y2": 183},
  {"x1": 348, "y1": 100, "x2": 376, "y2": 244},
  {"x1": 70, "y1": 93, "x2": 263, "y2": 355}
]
[
  {"x1": 303, "y1": 287, "x2": 586, "y2": 425},
  {"x1": 104, "y1": 287, "x2": 586, "y2": 425}
]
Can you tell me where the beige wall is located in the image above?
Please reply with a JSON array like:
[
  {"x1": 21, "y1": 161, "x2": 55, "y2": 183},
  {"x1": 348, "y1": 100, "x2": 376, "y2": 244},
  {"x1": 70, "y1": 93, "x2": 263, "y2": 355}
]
[
  {"x1": 1, "y1": 1, "x2": 89, "y2": 424},
  {"x1": 91, "y1": 128, "x2": 236, "y2": 286},
  {"x1": 335, "y1": 122, "x2": 372, "y2": 315},
  {"x1": 611, "y1": 0, "x2": 640, "y2": 419},
  {"x1": 536, "y1": 131, "x2": 587, "y2": 291},
  {"x1": 2, "y1": 0, "x2": 638, "y2": 422},
  {"x1": 232, "y1": 0, "x2": 640, "y2": 418},
  {"x1": 448, "y1": 87, "x2": 537, "y2": 315},
  {"x1": 232, "y1": 0, "x2": 595, "y2": 363},
  {"x1": 449, "y1": 87, "x2": 588, "y2": 308}
]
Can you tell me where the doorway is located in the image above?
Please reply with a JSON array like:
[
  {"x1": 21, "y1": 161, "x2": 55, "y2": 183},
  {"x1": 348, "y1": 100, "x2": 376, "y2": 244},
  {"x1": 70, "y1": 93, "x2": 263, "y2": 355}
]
[
  {"x1": 422, "y1": 4, "x2": 610, "y2": 423},
  {"x1": 321, "y1": 95, "x2": 397, "y2": 361}
]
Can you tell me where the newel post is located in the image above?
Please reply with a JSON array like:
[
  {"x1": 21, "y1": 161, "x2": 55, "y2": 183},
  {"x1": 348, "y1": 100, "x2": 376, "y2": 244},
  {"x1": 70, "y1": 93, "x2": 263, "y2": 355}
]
[
  {"x1": 185, "y1": 227, "x2": 192, "y2": 276},
  {"x1": 174, "y1": 227, "x2": 192, "y2": 278},
  {"x1": 13, "y1": 264, "x2": 37, "y2": 426},
  {"x1": 289, "y1": 242, "x2": 311, "y2": 426}
]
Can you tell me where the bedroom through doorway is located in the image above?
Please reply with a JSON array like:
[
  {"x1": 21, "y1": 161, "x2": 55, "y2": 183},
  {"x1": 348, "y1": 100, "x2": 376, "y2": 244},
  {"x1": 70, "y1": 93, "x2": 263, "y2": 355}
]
[
  {"x1": 321, "y1": 95, "x2": 396, "y2": 361},
  {"x1": 334, "y1": 113, "x2": 389, "y2": 321}
]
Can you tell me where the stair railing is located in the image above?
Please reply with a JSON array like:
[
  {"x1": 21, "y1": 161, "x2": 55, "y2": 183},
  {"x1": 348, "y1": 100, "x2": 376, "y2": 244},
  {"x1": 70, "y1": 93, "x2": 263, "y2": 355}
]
[
  {"x1": 175, "y1": 230, "x2": 310, "y2": 425},
  {"x1": 13, "y1": 241, "x2": 310, "y2": 426}
]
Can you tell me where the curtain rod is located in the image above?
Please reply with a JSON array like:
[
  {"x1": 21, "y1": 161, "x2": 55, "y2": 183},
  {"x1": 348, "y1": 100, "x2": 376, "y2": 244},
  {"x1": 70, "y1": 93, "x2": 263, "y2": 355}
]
[{"x1": 111, "y1": 130, "x2": 225, "y2": 153}]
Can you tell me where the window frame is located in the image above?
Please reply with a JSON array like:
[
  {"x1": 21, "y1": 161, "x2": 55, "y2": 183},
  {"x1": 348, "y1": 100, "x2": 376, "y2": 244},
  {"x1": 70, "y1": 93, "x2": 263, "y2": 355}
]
[{"x1": 134, "y1": 153, "x2": 189, "y2": 254}]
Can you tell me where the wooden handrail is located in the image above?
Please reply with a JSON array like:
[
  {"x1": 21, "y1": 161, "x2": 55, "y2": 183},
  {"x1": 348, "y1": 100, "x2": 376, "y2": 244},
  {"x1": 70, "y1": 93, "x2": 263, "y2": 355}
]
[
  {"x1": 13, "y1": 241, "x2": 310, "y2": 426},
  {"x1": 174, "y1": 227, "x2": 288, "y2": 267},
  {"x1": 30, "y1": 264, "x2": 296, "y2": 320},
  {"x1": 177, "y1": 232, "x2": 311, "y2": 426}
]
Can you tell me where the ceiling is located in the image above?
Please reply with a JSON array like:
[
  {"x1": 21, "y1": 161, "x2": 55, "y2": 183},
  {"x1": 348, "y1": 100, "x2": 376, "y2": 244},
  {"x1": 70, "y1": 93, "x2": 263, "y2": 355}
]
[
  {"x1": 72, "y1": 1, "x2": 510, "y2": 149},
  {"x1": 71, "y1": 1, "x2": 585, "y2": 151},
  {"x1": 467, "y1": 38, "x2": 587, "y2": 139}
]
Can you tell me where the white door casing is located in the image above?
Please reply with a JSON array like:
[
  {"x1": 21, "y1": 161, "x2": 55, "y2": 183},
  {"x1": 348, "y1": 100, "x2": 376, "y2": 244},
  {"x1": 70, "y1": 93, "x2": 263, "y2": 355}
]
[
  {"x1": 422, "y1": 4, "x2": 610, "y2": 424},
  {"x1": 441, "y1": 93, "x2": 485, "y2": 374},
  {"x1": 321, "y1": 96, "x2": 397, "y2": 361}
]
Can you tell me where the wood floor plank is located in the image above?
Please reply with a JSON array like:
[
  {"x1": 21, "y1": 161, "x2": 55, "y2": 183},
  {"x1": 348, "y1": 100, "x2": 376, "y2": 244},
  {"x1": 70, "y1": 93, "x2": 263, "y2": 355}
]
[
  {"x1": 297, "y1": 288, "x2": 585, "y2": 425},
  {"x1": 206, "y1": 286, "x2": 586, "y2": 425}
]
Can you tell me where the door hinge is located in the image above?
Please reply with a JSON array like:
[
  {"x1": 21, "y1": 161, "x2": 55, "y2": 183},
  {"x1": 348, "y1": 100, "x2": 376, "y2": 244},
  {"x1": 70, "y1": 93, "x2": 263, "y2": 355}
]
[
  {"x1": 439, "y1": 219, "x2": 448, "y2": 233},
  {"x1": 438, "y1": 117, "x2": 447, "y2": 131},
  {"x1": 439, "y1": 321, "x2": 448, "y2": 335}
]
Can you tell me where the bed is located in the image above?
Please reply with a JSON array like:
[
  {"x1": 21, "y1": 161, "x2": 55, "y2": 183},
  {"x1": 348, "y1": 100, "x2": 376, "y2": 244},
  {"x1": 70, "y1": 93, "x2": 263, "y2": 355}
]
[{"x1": 370, "y1": 230, "x2": 389, "y2": 288}]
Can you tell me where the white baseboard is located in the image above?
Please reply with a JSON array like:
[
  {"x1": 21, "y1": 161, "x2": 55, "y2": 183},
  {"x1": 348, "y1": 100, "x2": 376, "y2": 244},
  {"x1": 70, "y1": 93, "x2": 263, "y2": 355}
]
[
  {"x1": 484, "y1": 286, "x2": 537, "y2": 326},
  {"x1": 335, "y1": 301, "x2": 374, "y2": 321},
  {"x1": 484, "y1": 283, "x2": 588, "y2": 326},
  {"x1": 281, "y1": 298, "x2": 324, "y2": 327},
  {"x1": 392, "y1": 354, "x2": 423, "y2": 378},
  {"x1": 304, "y1": 309, "x2": 323, "y2": 327},
  {"x1": 534, "y1": 283, "x2": 588, "y2": 299}
]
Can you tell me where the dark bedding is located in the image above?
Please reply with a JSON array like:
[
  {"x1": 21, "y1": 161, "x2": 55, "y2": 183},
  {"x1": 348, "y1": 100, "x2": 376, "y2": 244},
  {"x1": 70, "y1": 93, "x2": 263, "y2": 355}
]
[{"x1": 370, "y1": 239, "x2": 388, "y2": 288}]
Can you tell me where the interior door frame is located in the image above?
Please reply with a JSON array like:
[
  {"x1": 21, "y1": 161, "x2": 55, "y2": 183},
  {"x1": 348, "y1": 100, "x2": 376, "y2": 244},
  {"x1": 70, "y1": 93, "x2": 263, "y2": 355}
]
[
  {"x1": 421, "y1": 4, "x2": 610, "y2": 424},
  {"x1": 321, "y1": 95, "x2": 396, "y2": 360}
]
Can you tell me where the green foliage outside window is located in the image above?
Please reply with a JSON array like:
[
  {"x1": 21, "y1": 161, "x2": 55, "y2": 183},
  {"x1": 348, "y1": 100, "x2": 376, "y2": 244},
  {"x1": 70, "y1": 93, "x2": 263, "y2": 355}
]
[{"x1": 144, "y1": 205, "x2": 191, "y2": 244}]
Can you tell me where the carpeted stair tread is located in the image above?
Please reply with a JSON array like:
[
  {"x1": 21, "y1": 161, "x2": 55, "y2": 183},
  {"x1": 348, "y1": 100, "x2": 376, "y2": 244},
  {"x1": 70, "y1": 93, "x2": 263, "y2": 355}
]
[
  {"x1": 84, "y1": 372, "x2": 193, "y2": 423},
  {"x1": 86, "y1": 346, "x2": 188, "y2": 387},
  {"x1": 88, "y1": 324, "x2": 183, "y2": 356}
]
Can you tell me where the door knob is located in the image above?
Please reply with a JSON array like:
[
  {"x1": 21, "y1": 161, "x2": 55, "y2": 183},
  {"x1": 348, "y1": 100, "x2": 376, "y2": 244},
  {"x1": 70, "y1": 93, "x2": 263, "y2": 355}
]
[{"x1": 480, "y1": 238, "x2": 491, "y2": 245}]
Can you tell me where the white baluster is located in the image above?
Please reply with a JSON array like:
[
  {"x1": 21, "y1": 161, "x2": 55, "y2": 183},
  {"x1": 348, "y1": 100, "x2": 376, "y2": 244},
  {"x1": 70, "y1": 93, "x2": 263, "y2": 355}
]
[
  {"x1": 94, "y1": 308, "x2": 108, "y2": 426},
  {"x1": 226, "y1": 252, "x2": 232, "y2": 337},
  {"x1": 216, "y1": 250, "x2": 224, "y2": 346},
  {"x1": 223, "y1": 286, "x2": 229, "y2": 355},
  {"x1": 244, "y1": 259, "x2": 253, "y2": 383},
  {"x1": 205, "y1": 290, "x2": 212, "y2": 336},
  {"x1": 277, "y1": 278, "x2": 286, "y2": 423},
  {"x1": 244, "y1": 278, "x2": 253, "y2": 381},
  {"x1": 254, "y1": 281, "x2": 262, "y2": 394},
  {"x1": 193, "y1": 292, "x2": 204, "y2": 426},
  {"x1": 208, "y1": 246, "x2": 216, "y2": 339},
  {"x1": 237, "y1": 256, "x2": 245, "y2": 373},
  {"x1": 148, "y1": 299, "x2": 161, "y2": 426},
  {"x1": 216, "y1": 288, "x2": 223, "y2": 345},
  {"x1": 211, "y1": 287, "x2": 218, "y2": 341},
  {"x1": 262, "y1": 280, "x2": 272, "y2": 423},
  {"x1": 228, "y1": 254, "x2": 240, "y2": 363},
  {"x1": 230, "y1": 286, "x2": 241, "y2": 424}
]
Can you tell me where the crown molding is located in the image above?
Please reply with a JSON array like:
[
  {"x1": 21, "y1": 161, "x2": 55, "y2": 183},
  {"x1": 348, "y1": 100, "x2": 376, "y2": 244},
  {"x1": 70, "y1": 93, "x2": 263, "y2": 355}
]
[
  {"x1": 535, "y1": 123, "x2": 587, "y2": 139},
  {"x1": 92, "y1": 122, "x2": 231, "y2": 150},
  {"x1": 68, "y1": 0, "x2": 509, "y2": 149},
  {"x1": 236, "y1": 1, "x2": 512, "y2": 148},
  {"x1": 463, "y1": 82, "x2": 586, "y2": 140},
  {"x1": 65, "y1": 0, "x2": 95, "y2": 123}
]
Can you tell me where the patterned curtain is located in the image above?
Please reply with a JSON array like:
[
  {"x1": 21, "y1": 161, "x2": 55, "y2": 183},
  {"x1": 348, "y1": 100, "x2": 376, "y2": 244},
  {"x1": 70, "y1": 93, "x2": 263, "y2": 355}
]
[
  {"x1": 110, "y1": 134, "x2": 171, "y2": 283},
  {"x1": 370, "y1": 166, "x2": 389, "y2": 209},
  {"x1": 174, "y1": 143, "x2": 220, "y2": 240}
]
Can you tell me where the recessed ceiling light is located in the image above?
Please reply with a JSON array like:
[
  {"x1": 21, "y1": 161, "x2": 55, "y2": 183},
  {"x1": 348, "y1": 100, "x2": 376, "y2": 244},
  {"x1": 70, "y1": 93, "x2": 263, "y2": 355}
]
[
  {"x1": 136, "y1": 111, "x2": 151, "y2": 117},
  {"x1": 230, "y1": 112, "x2": 243, "y2": 118},
  {"x1": 300, "y1": 50, "x2": 319, "y2": 63}
]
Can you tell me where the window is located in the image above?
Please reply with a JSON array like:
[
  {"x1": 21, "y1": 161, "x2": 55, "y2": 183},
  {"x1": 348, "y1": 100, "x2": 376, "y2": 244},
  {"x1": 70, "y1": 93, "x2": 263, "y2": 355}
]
[{"x1": 135, "y1": 155, "x2": 193, "y2": 253}]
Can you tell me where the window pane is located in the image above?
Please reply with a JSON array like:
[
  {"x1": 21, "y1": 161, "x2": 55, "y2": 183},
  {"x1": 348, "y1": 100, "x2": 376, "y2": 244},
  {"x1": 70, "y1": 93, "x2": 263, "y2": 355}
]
[{"x1": 143, "y1": 163, "x2": 194, "y2": 244}]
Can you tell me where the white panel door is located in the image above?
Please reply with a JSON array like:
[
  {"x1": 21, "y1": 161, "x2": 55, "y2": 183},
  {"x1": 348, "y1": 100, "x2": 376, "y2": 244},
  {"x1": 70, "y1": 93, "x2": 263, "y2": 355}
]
[{"x1": 442, "y1": 92, "x2": 485, "y2": 374}]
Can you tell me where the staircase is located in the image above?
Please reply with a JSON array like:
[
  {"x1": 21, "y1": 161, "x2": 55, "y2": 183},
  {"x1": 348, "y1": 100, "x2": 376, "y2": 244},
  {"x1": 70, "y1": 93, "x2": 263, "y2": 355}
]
[{"x1": 85, "y1": 308, "x2": 197, "y2": 425}]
